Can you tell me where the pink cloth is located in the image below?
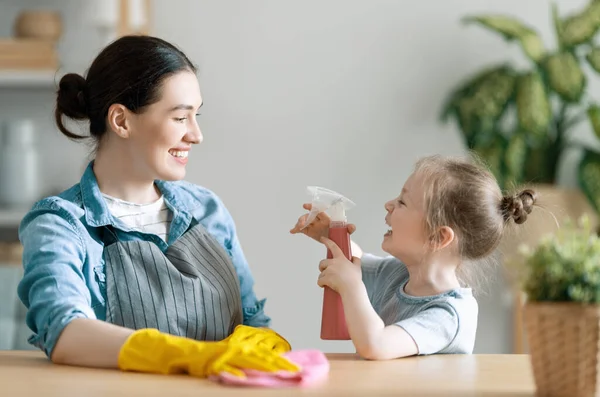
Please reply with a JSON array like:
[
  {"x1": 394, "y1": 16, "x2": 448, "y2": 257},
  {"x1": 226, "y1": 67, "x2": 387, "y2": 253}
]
[{"x1": 210, "y1": 349, "x2": 329, "y2": 388}]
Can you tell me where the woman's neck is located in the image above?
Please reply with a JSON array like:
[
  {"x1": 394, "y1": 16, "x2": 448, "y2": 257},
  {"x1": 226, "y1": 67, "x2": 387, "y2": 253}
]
[
  {"x1": 93, "y1": 144, "x2": 160, "y2": 205},
  {"x1": 403, "y1": 255, "x2": 462, "y2": 297}
]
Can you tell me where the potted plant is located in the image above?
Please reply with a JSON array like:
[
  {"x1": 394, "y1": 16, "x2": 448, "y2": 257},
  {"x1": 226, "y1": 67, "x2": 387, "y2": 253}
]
[
  {"x1": 440, "y1": 0, "x2": 600, "y2": 219},
  {"x1": 517, "y1": 215, "x2": 600, "y2": 397}
]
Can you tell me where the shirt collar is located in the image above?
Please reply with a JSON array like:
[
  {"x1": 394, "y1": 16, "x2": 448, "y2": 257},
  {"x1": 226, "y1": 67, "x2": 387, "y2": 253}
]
[
  {"x1": 80, "y1": 161, "x2": 114, "y2": 227},
  {"x1": 79, "y1": 161, "x2": 192, "y2": 229}
]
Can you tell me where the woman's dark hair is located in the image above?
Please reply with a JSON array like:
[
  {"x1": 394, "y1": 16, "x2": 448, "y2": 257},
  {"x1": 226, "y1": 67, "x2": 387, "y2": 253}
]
[{"x1": 55, "y1": 35, "x2": 196, "y2": 142}]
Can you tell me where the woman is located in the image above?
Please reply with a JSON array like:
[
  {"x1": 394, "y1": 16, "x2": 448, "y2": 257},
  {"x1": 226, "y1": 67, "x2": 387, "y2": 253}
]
[{"x1": 17, "y1": 35, "x2": 296, "y2": 377}]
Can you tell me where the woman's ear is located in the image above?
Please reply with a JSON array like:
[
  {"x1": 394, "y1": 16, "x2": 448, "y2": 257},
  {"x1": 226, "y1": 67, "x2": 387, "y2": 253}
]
[
  {"x1": 430, "y1": 226, "x2": 455, "y2": 251},
  {"x1": 107, "y1": 103, "x2": 131, "y2": 139}
]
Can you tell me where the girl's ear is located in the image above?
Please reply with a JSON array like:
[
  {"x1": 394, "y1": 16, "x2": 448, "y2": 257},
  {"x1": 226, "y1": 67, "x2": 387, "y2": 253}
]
[{"x1": 430, "y1": 226, "x2": 455, "y2": 251}]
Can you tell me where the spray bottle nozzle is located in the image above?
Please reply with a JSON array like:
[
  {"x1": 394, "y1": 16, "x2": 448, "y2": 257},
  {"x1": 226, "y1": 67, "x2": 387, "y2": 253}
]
[{"x1": 301, "y1": 186, "x2": 355, "y2": 230}]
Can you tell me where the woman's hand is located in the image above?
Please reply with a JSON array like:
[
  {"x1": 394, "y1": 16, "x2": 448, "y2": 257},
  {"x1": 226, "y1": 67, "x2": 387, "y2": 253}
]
[
  {"x1": 290, "y1": 203, "x2": 356, "y2": 241},
  {"x1": 317, "y1": 237, "x2": 362, "y2": 295}
]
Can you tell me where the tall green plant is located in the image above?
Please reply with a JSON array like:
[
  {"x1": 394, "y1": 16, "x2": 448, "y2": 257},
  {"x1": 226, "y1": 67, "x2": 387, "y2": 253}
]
[{"x1": 441, "y1": 1, "x2": 600, "y2": 214}]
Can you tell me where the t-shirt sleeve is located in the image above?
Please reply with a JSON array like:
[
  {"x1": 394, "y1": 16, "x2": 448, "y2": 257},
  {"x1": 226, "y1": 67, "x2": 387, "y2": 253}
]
[
  {"x1": 394, "y1": 302, "x2": 459, "y2": 355},
  {"x1": 360, "y1": 253, "x2": 385, "y2": 305},
  {"x1": 361, "y1": 253, "x2": 408, "y2": 309}
]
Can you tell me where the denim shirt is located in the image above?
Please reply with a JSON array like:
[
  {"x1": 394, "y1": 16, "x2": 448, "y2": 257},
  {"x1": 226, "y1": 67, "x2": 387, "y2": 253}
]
[{"x1": 17, "y1": 161, "x2": 270, "y2": 357}]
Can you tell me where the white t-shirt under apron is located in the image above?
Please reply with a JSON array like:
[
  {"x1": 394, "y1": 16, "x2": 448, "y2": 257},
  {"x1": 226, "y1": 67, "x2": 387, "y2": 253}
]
[{"x1": 102, "y1": 193, "x2": 173, "y2": 242}]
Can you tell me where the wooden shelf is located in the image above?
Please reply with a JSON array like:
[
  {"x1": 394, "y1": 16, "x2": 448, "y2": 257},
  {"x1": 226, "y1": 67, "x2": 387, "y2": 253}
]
[
  {"x1": 0, "y1": 70, "x2": 60, "y2": 88},
  {"x1": 0, "y1": 209, "x2": 27, "y2": 228}
]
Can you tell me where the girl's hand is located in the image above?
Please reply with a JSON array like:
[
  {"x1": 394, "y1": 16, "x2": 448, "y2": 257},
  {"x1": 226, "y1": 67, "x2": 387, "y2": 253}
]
[
  {"x1": 289, "y1": 203, "x2": 356, "y2": 242},
  {"x1": 317, "y1": 237, "x2": 362, "y2": 295}
]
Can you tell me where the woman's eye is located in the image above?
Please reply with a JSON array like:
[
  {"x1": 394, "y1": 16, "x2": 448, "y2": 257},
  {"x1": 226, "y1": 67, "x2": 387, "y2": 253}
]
[
  {"x1": 398, "y1": 199, "x2": 405, "y2": 206},
  {"x1": 174, "y1": 117, "x2": 187, "y2": 123}
]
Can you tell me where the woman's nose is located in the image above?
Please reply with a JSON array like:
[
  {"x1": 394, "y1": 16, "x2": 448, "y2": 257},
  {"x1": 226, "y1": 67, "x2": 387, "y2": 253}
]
[{"x1": 186, "y1": 122, "x2": 203, "y2": 144}]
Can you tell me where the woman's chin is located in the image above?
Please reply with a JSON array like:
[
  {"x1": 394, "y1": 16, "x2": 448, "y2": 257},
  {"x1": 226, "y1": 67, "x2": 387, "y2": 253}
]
[{"x1": 156, "y1": 166, "x2": 186, "y2": 181}]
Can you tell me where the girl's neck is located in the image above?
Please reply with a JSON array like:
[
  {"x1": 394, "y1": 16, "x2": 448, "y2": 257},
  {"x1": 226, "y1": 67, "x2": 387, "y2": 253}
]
[
  {"x1": 403, "y1": 256, "x2": 462, "y2": 297},
  {"x1": 93, "y1": 144, "x2": 161, "y2": 205}
]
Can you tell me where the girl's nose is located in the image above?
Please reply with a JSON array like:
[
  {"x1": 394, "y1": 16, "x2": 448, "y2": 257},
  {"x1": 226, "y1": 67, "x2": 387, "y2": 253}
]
[{"x1": 384, "y1": 200, "x2": 394, "y2": 213}]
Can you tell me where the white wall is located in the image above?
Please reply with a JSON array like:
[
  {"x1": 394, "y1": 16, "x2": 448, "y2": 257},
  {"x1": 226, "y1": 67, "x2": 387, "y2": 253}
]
[
  {"x1": 151, "y1": 0, "x2": 598, "y2": 354},
  {"x1": 1, "y1": 0, "x2": 597, "y2": 353}
]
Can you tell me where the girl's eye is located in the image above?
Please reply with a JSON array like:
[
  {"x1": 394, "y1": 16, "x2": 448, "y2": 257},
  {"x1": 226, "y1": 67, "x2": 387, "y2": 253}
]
[{"x1": 398, "y1": 199, "x2": 405, "y2": 206}]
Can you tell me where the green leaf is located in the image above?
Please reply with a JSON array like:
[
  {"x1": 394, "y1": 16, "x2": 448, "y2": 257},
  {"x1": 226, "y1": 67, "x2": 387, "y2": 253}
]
[
  {"x1": 523, "y1": 142, "x2": 555, "y2": 184},
  {"x1": 472, "y1": 135, "x2": 508, "y2": 189},
  {"x1": 551, "y1": 2, "x2": 565, "y2": 49},
  {"x1": 504, "y1": 131, "x2": 528, "y2": 186},
  {"x1": 544, "y1": 52, "x2": 586, "y2": 102},
  {"x1": 578, "y1": 149, "x2": 600, "y2": 214},
  {"x1": 586, "y1": 47, "x2": 600, "y2": 73},
  {"x1": 441, "y1": 65, "x2": 516, "y2": 146},
  {"x1": 463, "y1": 15, "x2": 546, "y2": 62},
  {"x1": 441, "y1": 64, "x2": 511, "y2": 120},
  {"x1": 516, "y1": 71, "x2": 551, "y2": 142},
  {"x1": 519, "y1": 31, "x2": 546, "y2": 62},
  {"x1": 463, "y1": 15, "x2": 530, "y2": 37},
  {"x1": 561, "y1": 1, "x2": 600, "y2": 47},
  {"x1": 588, "y1": 104, "x2": 600, "y2": 140},
  {"x1": 521, "y1": 215, "x2": 600, "y2": 303}
]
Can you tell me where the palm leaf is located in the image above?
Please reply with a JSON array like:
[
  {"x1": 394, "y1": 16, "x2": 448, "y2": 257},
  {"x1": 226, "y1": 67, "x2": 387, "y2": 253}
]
[{"x1": 463, "y1": 15, "x2": 545, "y2": 62}]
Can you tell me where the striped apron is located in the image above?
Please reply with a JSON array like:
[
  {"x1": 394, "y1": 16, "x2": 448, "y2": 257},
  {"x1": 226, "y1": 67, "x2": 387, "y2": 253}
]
[{"x1": 100, "y1": 222, "x2": 243, "y2": 341}]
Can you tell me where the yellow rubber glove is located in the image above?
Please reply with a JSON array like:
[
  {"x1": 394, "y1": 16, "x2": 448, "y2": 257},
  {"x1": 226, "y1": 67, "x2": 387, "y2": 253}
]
[
  {"x1": 222, "y1": 325, "x2": 292, "y2": 354},
  {"x1": 118, "y1": 328, "x2": 300, "y2": 378}
]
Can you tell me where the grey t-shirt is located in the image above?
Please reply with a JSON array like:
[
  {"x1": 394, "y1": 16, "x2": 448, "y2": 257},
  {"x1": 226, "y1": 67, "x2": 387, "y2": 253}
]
[{"x1": 361, "y1": 253, "x2": 478, "y2": 355}]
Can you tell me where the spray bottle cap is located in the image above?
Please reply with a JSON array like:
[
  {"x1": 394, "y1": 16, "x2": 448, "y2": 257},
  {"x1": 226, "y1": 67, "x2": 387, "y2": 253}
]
[{"x1": 301, "y1": 186, "x2": 355, "y2": 230}]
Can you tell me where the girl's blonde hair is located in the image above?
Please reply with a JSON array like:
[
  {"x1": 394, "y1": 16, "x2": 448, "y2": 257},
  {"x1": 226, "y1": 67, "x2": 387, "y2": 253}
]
[{"x1": 414, "y1": 154, "x2": 536, "y2": 286}]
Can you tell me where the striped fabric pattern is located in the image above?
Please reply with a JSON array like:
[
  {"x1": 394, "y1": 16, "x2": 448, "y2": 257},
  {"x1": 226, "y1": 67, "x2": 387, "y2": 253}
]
[{"x1": 103, "y1": 224, "x2": 243, "y2": 342}]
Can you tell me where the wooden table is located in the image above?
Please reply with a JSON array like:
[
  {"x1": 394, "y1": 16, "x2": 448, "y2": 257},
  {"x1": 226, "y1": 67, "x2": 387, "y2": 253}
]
[{"x1": 1, "y1": 351, "x2": 536, "y2": 396}]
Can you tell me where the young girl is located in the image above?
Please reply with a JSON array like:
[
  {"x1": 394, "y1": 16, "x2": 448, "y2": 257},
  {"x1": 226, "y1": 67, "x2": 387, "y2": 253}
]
[{"x1": 290, "y1": 154, "x2": 536, "y2": 360}]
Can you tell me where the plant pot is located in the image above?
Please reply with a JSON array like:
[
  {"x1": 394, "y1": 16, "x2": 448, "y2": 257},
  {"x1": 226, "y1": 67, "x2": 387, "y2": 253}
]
[
  {"x1": 503, "y1": 184, "x2": 600, "y2": 354},
  {"x1": 524, "y1": 302, "x2": 600, "y2": 397}
]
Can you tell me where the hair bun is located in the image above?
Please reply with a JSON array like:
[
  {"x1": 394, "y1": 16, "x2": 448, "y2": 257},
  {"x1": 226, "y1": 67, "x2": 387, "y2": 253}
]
[
  {"x1": 501, "y1": 189, "x2": 537, "y2": 224},
  {"x1": 56, "y1": 73, "x2": 88, "y2": 120}
]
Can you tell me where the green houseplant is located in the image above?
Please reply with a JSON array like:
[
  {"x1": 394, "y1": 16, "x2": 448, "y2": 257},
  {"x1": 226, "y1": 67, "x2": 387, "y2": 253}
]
[
  {"x1": 517, "y1": 215, "x2": 600, "y2": 397},
  {"x1": 441, "y1": 0, "x2": 600, "y2": 215}
]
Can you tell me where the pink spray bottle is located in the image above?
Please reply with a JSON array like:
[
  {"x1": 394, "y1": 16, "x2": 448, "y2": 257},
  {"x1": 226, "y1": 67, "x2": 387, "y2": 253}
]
[{"x1": 303, "y1": 186, "x2": 356, "y2": 340}]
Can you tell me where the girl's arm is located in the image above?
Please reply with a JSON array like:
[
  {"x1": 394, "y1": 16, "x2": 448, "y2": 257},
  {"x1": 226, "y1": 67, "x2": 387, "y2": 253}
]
[
  {"x1": 340, "y1": 283, "x2": 418, "y2": 360},
  {"x1": 350, "y1": 240, "x2": 363, "y2": 258}
]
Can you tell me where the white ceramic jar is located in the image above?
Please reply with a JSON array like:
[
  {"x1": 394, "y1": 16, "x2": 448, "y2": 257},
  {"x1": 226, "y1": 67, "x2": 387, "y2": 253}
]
[{"x1": 0, "y1": 119, "x2": 40, "y2": 208}]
